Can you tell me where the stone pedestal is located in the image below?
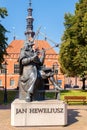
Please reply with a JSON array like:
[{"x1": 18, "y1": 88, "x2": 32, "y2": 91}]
[{"x1": 11, "y1": 99, "x2": 67, "y2": 126}]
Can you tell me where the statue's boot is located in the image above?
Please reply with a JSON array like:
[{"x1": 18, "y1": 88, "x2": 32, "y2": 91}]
[
  {"x1": 55, "y1": 84, "x2": 63, "y2": 91},
  {"x1": 26, "y1": 92, "x2": 32, "y2": 102},
  {"x1": 26, "y1": 84, "x2": 35, "y2": 102},
  {"x1": 49, "y1": 77, "x2": 63, "y2": 90}
]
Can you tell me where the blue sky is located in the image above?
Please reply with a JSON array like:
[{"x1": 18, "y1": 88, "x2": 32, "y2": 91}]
[{"x1": 1, "y1": 0, "x2": 78, "y2": 52}]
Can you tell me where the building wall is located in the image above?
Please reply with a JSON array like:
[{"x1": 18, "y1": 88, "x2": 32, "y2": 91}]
[
  {"x1": 1, "y1": 52, "x2": 85, "y2": 90},
  {"x1": 0, "y1": 53, "x2": 65, "y2": 89},
  {"x1": 64, "y1": 76, "x2": 87, "y2": 89},
  {"x1": 0, "y1": 57, "x2": 19, "y2": 89}
]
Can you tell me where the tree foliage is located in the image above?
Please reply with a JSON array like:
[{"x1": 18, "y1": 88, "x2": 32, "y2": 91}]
[
  {"x1": 0, "y1": 7, "x2": 8, "y2": 66},
  {"x1": 59, "y1": 0, "x2": 87, "y2": 77}
]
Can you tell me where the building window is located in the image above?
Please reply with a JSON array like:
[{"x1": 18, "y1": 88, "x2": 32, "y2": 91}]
[
  {"x1": 0, "y1": 79, "x2": 2, "y2": 86},
  {"x1": 10, "y1": 79, "x2": 15, "y2": 86},
  {"x1": 1, "y1": 64, "x2": 7, "y2": 74},
  {"x1": 58, "y1": 80, "x2": 62, "y2": 86},
  {"x1": 14, "y1": 64, "x2": 19, "y2": 74}
]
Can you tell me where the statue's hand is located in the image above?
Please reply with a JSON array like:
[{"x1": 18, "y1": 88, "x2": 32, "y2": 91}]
[
  {"x1": 42, "y1": 48, "x2": 45, "y2": 52},
  {"x1": 41, "y1": 48, "x2": 45, "y2": 57},
  {"x1": 42, "y1": 48, "x2": 45, "y2": 54},
  {"x1": 31, "y1": 53, "x2": 38, "y2": 61}
]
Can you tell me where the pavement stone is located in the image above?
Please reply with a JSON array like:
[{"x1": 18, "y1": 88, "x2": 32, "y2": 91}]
[{"x1": 0, "y1": 104, "x2": 87, "y2": 130}]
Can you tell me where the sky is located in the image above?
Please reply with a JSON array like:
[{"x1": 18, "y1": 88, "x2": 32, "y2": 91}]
[{"x1": 0, "y1": 0, "x2": 78, "y2": 52}]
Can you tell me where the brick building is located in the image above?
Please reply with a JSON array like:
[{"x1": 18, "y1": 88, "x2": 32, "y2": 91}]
[
  {"x1": 0, "y1": 39, "x2": 65, "y2": 89},
  {"x1": 0, "y1": 0, "x2": 65, "y2": 90}
]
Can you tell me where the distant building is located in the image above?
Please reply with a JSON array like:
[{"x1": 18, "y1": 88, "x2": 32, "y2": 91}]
[{"x1": 0, "y1": 0, "x2": 64, "y2": 89}]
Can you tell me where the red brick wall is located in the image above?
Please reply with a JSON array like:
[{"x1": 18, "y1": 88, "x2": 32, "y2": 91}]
[
  {"x1": 0, "y1": 53, "x2": 65, "y2": 89},
  {"x1": 0, "y1": 40, "x2": 65, "y2": 89}
]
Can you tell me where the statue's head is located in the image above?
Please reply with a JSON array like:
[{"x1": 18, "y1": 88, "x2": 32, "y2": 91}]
[{"x1": 24, "y1": 40, "x2": 34, "y2": 51}]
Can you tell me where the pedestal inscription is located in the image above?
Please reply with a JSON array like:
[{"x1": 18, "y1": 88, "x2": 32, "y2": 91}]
[{"x1": 11, "y1": 99, "x2": 67, "y2": 126}]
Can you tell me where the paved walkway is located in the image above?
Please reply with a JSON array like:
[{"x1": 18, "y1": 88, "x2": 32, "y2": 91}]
[{"x1": 0, "y1": 104, "x2": 87, "y2": 130}]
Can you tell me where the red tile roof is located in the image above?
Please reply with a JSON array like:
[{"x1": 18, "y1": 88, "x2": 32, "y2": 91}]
[
  {"x1": 6, "y1": 40, "x2": 24, "y2": 53},
  {"x1": 7, "y1": 40, "x2": 56, "y2": 54}
]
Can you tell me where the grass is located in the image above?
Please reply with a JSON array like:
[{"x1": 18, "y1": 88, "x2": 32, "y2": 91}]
[
  {"x1": 60, "y1": 90, "x2": 87, "y2": 100},
  {"x1": 0, "y1": 89, "x2": 87, "y2": 105},
  {"x1": 45, "y1": 90, "x2": 87, "y2": 105},
  {"x1": 0, "y1": 90, "x2": 18, "y2": 105},
  {"x1": 60, "y1": 90, "x2": 87, "y2": 105}
]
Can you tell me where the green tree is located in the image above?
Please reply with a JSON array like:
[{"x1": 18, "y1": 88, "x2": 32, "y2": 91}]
[
  {"x1": 0, "y1": 7, "x2": 8, "y2": 67},
  {"x1": 59, "y1": 0, "x2": 87, "y2": 90}
]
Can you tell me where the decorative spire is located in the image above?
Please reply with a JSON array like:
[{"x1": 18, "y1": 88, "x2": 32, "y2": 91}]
[
  {"x1": 29, "y1": 0, "x2": 32, "y2": 7},
  {"x1": 25, "y1": 0, "x2": 35, "y2": 40}
]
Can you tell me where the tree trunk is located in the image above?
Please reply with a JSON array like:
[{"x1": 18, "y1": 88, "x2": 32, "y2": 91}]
[{"x1": 82, "y1": 78, "x2": 86, "y2": 90}]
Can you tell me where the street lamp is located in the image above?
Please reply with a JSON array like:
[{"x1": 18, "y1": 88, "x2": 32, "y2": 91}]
[
  {"x1": 53, "y1": 62, "x2": 60, "y2": 99},
  {"x1": 4, "y1": 61, "x2": 8, "y2": 103},
  {"x1": 53, "y1": 62, "x2": 58, "y2": 82}
]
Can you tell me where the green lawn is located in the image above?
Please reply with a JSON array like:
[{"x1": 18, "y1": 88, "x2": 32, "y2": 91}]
[
  {"x1": 60, "y1": 90, "x2": 87, "y2": 100},
  {"x1": 60, "y1": 90, "x2": 87, "y2": 105},
  {"x1": 45, "y1": 90, "x2": 87, "y2": 105},
  {"x1": 0, "y1": 89, "x2": 87, "y2": 105},
  {"x1": 0, "y1": 90, "x2": 18, "y2": 105}
]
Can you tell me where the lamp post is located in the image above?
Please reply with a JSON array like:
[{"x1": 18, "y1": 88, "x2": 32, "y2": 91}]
[
  {"x1": 53, "y1": 62, "x2": 60, "y2": 99},
  {"x1": 4, "y1": 61, "x2": 8, "y2": 103},
  {"x1": 53, "y1": 62, "x2": 58, "y2": 83}
]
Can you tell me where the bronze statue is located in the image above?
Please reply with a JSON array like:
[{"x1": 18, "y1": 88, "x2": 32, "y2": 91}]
[
  {"x1": 18, "y1": 40, "x2": 62, "y2": 102},
  {"x1": 18, "y1": 40, "x2": 45, "y2": 101}
]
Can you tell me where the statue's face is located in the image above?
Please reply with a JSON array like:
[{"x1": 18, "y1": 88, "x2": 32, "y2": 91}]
[{"x1": 24, "y1": 43, "x2": 31, "y2": 51}]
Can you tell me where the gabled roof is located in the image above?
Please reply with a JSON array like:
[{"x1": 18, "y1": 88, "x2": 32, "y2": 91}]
[
  {"x1": 7, "y1": 40, "x2": 57, "y2": 54},
  {"x1": 6, "y1": 40, "x2": 24, "y2": 53}
]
